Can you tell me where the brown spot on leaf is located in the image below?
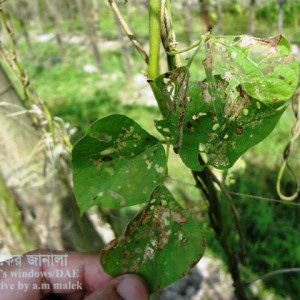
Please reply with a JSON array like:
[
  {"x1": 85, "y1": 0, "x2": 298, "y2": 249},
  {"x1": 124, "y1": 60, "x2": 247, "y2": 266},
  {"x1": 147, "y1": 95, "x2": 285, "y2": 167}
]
[
  {"x1": 171, "y1": 210, "x2": 188, "y2": 224},
  {"x1": 102, "y1": 156, "x2": 113, "y2": 162},
  {"x1": 182, "y1": 237, "x2": 188, "y2": 243},
  {"x1": 121, "y1": 251, "x2": 130, "y2": 259},
  {"x1": 210, "y1": 109, "x2": 216, "y2": 117},
  {"x1": 185, "y1": 121, "x2": 194, "y2": 132},
  {"x1": 189, "y1": 252, "x2": 204, "y2": 269},
  {"x1": 239, "y1": 85, "x2": 249, "y2": 98},
  {"x1": 203, "y1": 56, "x2": 212, "y2": 71},
  {"x1": 236, "y1": 126, "x2": 243, "y2": 135},
  {"x1": 181, "y1": 272, "x2": 187, "y2": 278},
  {"x1": 186, "y1": 121, "x2": 192, "y2": 129},
  {"x1": 90, "y1": 158, "x2": 103, "y2": 170},
  {"x1": 273, "y1": 97, "x2": 278, "y2": 103},
  {"x1": 289, "y1": 82, "x2": 292, "y2": 85},
  {"x1": 173, "y1": 146, "x2": 180, "y2": 154}
]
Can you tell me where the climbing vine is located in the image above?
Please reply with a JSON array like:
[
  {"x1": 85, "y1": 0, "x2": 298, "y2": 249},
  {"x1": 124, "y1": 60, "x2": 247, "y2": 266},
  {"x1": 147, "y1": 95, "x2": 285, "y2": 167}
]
[{"x1": 72, "y1": 1, "x2": 299, "y2": 298}]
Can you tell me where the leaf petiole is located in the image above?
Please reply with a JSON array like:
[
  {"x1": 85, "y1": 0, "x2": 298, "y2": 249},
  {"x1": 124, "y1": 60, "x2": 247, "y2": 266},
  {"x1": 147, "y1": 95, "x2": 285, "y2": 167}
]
[{"x1": 168, "y1": 34, "x2": 212, "y2": 55}]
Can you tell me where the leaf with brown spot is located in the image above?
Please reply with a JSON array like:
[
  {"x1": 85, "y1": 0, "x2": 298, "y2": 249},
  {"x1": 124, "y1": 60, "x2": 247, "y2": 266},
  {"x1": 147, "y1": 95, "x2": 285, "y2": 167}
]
[
  {"x1": 205, "y1": 35, "x2": 299, "y2": 107},
  {"x1": 154, "y1": 34, "x2": 298, "y2": 170},
  {"x1": 155, "y1": 81, "x2": 285, "y2": 170},
  {"x1": 100, "y1": 186, "x2": 205, "y2": 293},
  {"x1": 72, "y1": 115, "x2": 166, "y2": 213}
]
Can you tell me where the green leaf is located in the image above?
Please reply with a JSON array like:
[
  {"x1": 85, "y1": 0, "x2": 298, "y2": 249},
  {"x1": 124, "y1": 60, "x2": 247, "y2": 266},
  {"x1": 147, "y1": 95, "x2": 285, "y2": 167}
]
[
  {"x1": 100, "y1": 185, "x2": 205, "y2": 293},
  {"x1": 154, "y1": 35, "x2": 298, "y2": 170},
  {"x1": 72, "y1": 114, "x2": 166, "y2": 213},
  {"x1": 156, "y1": 79, "x2": 286, "y2": 171},
  {"x1": 205, "y1": 35, "x2": 299, "y2": 107}
]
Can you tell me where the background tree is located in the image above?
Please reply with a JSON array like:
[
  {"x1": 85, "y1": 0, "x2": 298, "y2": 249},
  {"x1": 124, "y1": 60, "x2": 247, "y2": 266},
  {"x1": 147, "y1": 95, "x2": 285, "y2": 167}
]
[
  {"x1": 198, "y1": 0, "x2": 212, "y2": 33},
  {"x1": 278, "y1": 0, "x2": 284, "y2": 33},
  {"x1": 248, "y1": 0, "x2": 256, "y2": 35},
  {"x1": 215, "y1": 0, "x2": 222, "y2": 34},
  {"x1": 83, "y1": 0, "x2": 103, "y2": 75},
  {"x1": 181, "y1": 0, "x2": 194, "y2": 44}
]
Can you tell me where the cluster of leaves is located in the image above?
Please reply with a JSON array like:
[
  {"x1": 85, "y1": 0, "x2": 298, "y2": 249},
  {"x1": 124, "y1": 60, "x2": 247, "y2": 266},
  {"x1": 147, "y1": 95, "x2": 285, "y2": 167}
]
[
  {"x1": 156, "y1": 35, "x2": 298, "y2": 170},
  {"x1": 72, "y1": 114, "x2": 206, "y2": 292},
  {"x1": 72, "y1": 34, "x2": 298, "y2": 292}
]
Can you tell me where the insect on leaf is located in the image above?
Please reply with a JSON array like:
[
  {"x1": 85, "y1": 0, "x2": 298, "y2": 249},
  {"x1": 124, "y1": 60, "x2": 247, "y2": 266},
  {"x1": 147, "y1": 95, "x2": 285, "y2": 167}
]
[{"x1": 100, "y1": 185, "x2": 205, "y2": 293}]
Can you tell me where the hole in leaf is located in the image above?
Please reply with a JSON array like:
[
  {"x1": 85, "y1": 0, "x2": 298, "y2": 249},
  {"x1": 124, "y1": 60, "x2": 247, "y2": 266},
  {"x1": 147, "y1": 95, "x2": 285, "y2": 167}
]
[{"x1": 90, "y1": 132, "x2": 112, "y2": 142}]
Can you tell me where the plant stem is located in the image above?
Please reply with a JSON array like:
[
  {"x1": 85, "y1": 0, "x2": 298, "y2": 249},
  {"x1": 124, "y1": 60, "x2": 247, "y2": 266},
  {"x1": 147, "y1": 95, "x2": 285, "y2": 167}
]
[
  {"x1": 210, "y1": 169, "x2": 246, "y2": 259},
  {"x1": 148, "y1": 0, "x2": 161, "y2": 79},
  {"x1": 165, "y1": 0, "x2": 173, "y2": 24},
  {"x1": 193, "y1": 168, "x2": 248, "y2": 300},
  {"x1": 168, "y1": 34, "x2": 212, "y2": 55},
  {"x1": 107, "y1": 0, "x2": 171, "y2": 117},
  {"x1": 244, "y1": 268, "x2": 300, "y2": 285},
  {"x1": 169, "y1": 39, "x2": 203, "y2": 55},
  {"x1": 160, "y1": 0, "x2": 181, "y2": 70},
  {"x1": 108, "y1": 0, "x2": 149, "y2": 64},
  {"x1": 276, "y1": 89, "x2": 300, "y2": 201},
  {"x1": 0, "y1": 3, "x2": 28, "y2": 101},
  {"x1": 148, "y1": 0, "x2": 169, "y2": 118}
]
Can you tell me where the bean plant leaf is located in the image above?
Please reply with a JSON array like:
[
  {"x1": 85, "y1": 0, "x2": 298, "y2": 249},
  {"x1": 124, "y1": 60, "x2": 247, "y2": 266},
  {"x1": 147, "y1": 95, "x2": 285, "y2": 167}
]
[
  {"x1": 206, "y1": 35, "x2": 299, "y2": 107},
  {"x1": 155, "y1": 35, "x2": 298, "y2": 170},
  {"x1": 100, "y1": 185, "x2": 205, "y2": 293},
  {"x1": 72, "y1": 114, "x2": 166, "y2": 213}
]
